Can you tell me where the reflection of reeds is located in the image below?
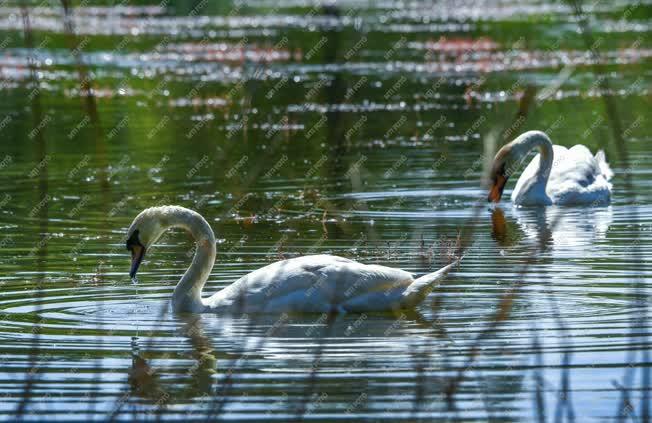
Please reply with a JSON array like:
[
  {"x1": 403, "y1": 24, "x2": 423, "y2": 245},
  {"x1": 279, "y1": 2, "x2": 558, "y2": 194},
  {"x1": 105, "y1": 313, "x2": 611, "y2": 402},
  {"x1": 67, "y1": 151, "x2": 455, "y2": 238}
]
[
  {"x1": 409, "y1": 340, "x2": 427, "y2": 418},
  {"x1": 103, "y1": 87, "x2": 292, "y2": 419},
  {"x1": 443, "y1": 82, "x2": 545, "y2": 409},
  {"x1": 565, "y1": 1, "x2": 646, "y2": 420},
  {"x1": 206, "y1": 280, "x2": 280, "y2": 420},
  {"x1": 60, "y1": 0, "x2": 109, "y2": 190},
  {"x1": 444, "y1": 214, "x2": 561, "y2": 407},
  {"x1": 529, "y1": 208, "x2": 577, "y2": 421},
  {"x1": 205, "y1": 293, "x2": 257, "y2": 419},
  {"x1": 475, "y1": 369, "x2": 496, "y2": 421},
  {"x1": 566, "y1": 0, "x2": 627, "y2": 164},
  {"x1": 295, "y1": 311, "x2": 337, "y2": 419},
  {"x1": 59, "y1": 1, "x2": 645, "y2": 419},
  {"x1": 546, "y1": 279, "x2": 576, "y2": 422},
  {"x1": 107, "y1": 303, "x2": 171, "y2": 421},
  {"x1": 57, "y1": 2, "x2": 113, "y2": 420},
  {"x1": 532, "y1": 331, "x2": 546, "y2": 423},
  {"x1": 15, "y1": 3, "x2": 47, "y2": 418}
]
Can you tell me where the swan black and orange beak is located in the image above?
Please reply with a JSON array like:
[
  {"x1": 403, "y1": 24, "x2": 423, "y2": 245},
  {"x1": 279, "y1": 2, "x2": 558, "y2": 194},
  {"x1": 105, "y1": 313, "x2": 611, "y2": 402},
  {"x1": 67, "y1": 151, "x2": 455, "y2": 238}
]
[
  {"x1": 126, "y1": 230, "x2": 145, "y2": 278},
  {"x1": 488, "y1": 173, "x2": 507, "y2": 203},
  {"x1": 129, "y1": 244, "x2": 145, "y2": 278}
]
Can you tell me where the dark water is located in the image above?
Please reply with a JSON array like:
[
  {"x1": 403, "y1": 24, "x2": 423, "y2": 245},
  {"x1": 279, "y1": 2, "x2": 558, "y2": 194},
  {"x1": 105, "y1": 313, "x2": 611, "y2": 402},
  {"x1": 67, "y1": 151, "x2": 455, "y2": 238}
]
[{"x1": 0, "y1": 0, "x2": 651, "y2": 420}]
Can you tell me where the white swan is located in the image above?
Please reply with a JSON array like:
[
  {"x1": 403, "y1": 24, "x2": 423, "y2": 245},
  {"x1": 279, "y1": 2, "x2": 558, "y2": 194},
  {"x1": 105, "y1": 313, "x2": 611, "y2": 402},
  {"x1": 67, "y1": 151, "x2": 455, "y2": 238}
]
[
  {"x1": 487, "y1": 130, "x2": 613, "y2": 206},
  {"x1": 125, "y1": 205, "x2": 461, "y2": 314}
]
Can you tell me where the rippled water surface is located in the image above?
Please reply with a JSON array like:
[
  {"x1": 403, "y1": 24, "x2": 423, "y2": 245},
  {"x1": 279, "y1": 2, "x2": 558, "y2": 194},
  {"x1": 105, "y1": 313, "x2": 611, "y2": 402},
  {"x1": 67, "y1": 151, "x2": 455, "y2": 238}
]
[{"x1": 1, "y1": 0, "x2": 651, "y2": 420}]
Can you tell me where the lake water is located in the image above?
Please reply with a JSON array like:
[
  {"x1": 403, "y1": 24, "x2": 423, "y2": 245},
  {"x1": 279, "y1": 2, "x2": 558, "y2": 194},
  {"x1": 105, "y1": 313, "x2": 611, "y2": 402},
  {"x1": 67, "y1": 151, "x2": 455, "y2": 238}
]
[{"x1": 0, "y1": 0, "x2": 651, "y2": 420}]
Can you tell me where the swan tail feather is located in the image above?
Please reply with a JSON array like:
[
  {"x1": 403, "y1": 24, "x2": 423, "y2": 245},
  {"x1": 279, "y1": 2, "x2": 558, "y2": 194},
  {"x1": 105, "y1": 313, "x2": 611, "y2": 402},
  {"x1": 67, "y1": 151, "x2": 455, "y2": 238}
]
[
  {"x1": 595, "y1": 150, "x2": 614, "y2": 181},
  {"x1": 400, "y1": 258, "x2": 462, "y2": 308}
]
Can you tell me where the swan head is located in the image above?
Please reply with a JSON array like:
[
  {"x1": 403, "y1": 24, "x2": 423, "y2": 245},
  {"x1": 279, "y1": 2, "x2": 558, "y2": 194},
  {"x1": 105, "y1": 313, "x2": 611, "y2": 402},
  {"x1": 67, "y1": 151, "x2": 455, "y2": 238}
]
[
  {"x1": 487, "y1": 130, "x2": 552, "y2": 202},
  {"x1": 125, "y1": 207, "x2": 169, "y2": 278},
  {"x1": 487, "y1": 148, "x2": 511, "y2": 203}
]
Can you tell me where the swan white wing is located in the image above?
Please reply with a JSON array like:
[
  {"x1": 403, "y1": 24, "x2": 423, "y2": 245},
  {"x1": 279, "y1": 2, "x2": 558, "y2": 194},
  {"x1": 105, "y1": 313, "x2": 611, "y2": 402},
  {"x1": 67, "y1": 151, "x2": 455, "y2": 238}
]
[
  {"x1": 548, "y1": 145, "x2": 597, "y2": 185},
  {"x1": 546, "y1": 145, "x2": 612, "y2": 205},
  {"x1": 205, "y1": 254, "x2": 414, "y2": 312}
]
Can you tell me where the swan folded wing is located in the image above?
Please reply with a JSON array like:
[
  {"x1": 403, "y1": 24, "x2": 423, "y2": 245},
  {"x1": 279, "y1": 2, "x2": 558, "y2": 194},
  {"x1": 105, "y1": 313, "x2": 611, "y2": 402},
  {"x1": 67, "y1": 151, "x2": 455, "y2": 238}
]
[
  {"x1": 547, "y1": 145, "x2": 612, "y2": 204},
  {"x1": 205, "y1": 255, "x2": 413, "y2": 313},
  {"x1": 332, "y1": 264, "x2": 413, "y2": 303},
  {"x1": 262, "y1": 262, "x2": 412, "y2": 313},
  {"x1": 207, "y1": 256, "x2": 339, "y2": 310},
  {"x1": 549, "y1": 145, "x2": 596, "y2": 185}
]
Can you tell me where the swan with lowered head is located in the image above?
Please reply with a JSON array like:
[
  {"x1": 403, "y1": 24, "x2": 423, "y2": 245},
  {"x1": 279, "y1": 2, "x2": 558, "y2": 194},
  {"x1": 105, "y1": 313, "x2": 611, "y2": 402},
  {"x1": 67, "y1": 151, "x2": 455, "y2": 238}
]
[
  {"x1": 126, "y1": 205, "x2": 461, "y2": 314},
  {"x1": 487, "y1": 130, "x2": 613, "y2": 206}
]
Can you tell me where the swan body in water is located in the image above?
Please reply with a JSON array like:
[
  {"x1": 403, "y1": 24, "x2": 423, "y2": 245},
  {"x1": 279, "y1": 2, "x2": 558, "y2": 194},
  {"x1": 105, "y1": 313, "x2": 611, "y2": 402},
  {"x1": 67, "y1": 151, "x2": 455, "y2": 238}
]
[
  {"x1": 126, "y1": 206, "x2": 461, "y2": 314},
  {"x1": 488, "y1": 130, "x2": 613, "y2": 206}
]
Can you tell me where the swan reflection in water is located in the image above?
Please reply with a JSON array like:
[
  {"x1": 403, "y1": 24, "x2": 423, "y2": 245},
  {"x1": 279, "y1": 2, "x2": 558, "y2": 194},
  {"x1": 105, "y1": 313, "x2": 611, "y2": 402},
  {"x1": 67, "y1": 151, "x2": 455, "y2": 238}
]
[
  {"x1": 129, "y1": 315, "x2": 217, "y2": 404},
  {"x1": 127, "y1": 309, "x2": 453, "y2": 405},
  {"x1": 491, "y1": 205, "x2": 613, "y2": 254},
  {"x1": 489, "y1": 204, "x2": 615, "y2": 321}
]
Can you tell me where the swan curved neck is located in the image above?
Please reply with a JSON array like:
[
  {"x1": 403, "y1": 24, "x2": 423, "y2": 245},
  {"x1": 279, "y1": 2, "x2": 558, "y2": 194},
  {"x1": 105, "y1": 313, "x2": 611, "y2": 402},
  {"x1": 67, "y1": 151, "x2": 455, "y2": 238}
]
[
  {"x1": 511, "y1": 131, "x2": 553, "y2": 182},
  {"x1": 163, "y1": 208, "x2": 216, "y2": 313}
]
